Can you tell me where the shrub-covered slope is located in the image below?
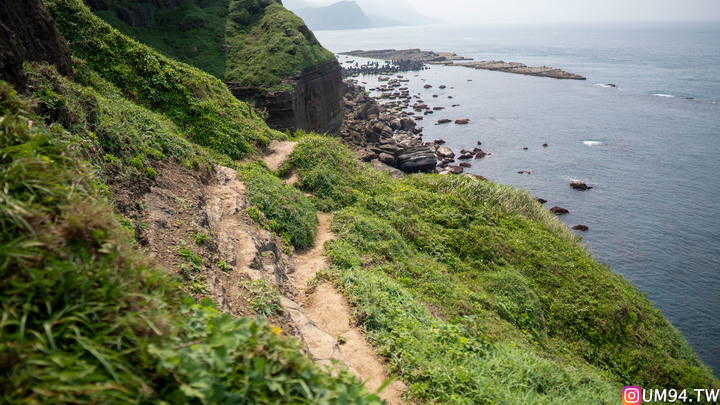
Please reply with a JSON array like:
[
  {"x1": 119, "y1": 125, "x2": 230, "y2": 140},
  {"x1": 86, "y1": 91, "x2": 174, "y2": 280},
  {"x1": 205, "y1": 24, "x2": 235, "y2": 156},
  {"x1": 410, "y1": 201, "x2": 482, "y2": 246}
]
[
  {"x1": 89, "y1": 0, "x2": 335, "y2": 90},
  {"x1": 0, "y1": 85, "x2": 382, "y2": 403},
  {"x1": 277, "y1": 135, "x2": 719, "y2": 403}
]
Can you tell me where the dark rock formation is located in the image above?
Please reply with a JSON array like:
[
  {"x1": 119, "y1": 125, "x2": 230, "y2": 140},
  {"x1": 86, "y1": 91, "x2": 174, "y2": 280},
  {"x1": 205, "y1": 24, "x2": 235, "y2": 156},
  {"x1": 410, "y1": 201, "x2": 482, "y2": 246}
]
[
  {"x1": 116, "y1": 5, "x2": 152, "y2": 27},
  {"x1": 395, "y1": 147, "x2": 436, "y2": 173},
  {"x1": 228, "y1": 59, "x2": 343, "y2": 134},
  {"x1": 550, "y1": 206, "x2": 570, "y2": 215},
  {"x1": 570, "y1": 180, "x2": 593, "y2": 190},
  {"x1": 0, "y1": 0, "x2": 75, "y2": 89},
  {"x1": 572, "y1": 225, "x2": 589, "y2": 231},
  {"x1": 537, "y1": 198, "x2": 548, "y2": 204},
  {"x1": 455, "y1": 118, "x2": 470, "y2": 124}
]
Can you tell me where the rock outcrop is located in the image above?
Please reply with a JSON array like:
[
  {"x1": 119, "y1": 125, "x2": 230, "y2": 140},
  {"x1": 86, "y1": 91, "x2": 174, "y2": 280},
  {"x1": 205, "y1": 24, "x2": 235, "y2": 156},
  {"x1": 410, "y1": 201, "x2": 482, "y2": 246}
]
[
  {"x1": 0, "y1": 0, "x2": 75, "y2": 89},
  {"x1": 228, "y1": 59, "x2": 343, "y2": 134}
]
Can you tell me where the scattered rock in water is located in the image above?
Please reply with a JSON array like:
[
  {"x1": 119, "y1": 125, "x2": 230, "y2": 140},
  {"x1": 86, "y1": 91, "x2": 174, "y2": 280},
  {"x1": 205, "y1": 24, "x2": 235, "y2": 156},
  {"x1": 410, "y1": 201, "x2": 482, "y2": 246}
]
[
  {"x1": 448, "y1": 96, "x2": 453, "y2": 99},
  {"x1": 432, "y1": 94, "x2": 439, "y2": 98},
  {"x1": 570, "y1": 180, "x2": 593, "y2": 190},
  {"x1": 572, "y1": 225, "x2": 589, "y2": 231},
  {"x1": 437, "y1": 119, "x2": 452, "y2": 124},
  {"x1": 452, "y1": 104, "x2": 460, "y2": 107},
  {"x1": 477, "y1": 141, "x2": 482, "y2": 145},
  {"x1": 460, "y1": 162, "x2": 472, "y2": 168},
  {"x1": 457, "y1": 151, "x2": 474, "y2": 160},
  {"x1": 434, "y1": 138, "x2": 446, "y2": 145},
  {"x1": 436, "y1": 145, "x2": 455, "y2": 159},
  {"x1": 522, "y1": 147, "x2": 529, "y2": 150},
  {"x1": 424, "y1": 84, "x2": 432, "y2": 88},
  {"x1": 414, "y1": 116, "x2": 424, "y2": 120},
  {"x1": 517, "y1": 170, "x2": 532, "y2": 175},
  {"x1": 455, "y1": 118, "x2": 470, "y2": 125},
  {"x1": 550, "y1": 206, "x2": 569, "y2": 215},
  {"x1": 542, "y1": 143, "x2": 549, "y2": 147},
  {"x1": 439, "y1": 85, "x2": 446, "y2": 89},
  {"x1": 536, "y1": 198, "x2": 548, "y2": 204},
  {"x1": 445, "y1": 165, "x2": 464, "y2": 175},
  {"x1": 474, "y1": 149, "x2": 487, "y2": 159},
  {"x1": 433, "y1": 106, "x2": 445, "y2": 110}
]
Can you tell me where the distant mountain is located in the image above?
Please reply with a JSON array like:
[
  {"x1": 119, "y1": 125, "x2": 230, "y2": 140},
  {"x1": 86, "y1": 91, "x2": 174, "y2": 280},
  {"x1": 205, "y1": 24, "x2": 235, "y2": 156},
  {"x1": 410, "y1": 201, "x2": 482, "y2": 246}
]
[{"x1": 290, "y1": 1, "x2": 407, "y2": 30}]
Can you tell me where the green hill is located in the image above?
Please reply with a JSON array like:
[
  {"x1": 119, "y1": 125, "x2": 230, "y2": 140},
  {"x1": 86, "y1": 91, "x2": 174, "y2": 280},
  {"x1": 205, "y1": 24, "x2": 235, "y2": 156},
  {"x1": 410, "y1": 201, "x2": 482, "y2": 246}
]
[
  {"x1": 89, "y1": 0, "x2": 335, "y2": 90},
  {"x1": 0, "y1": 0, "x2": 717, "y2": 402}
]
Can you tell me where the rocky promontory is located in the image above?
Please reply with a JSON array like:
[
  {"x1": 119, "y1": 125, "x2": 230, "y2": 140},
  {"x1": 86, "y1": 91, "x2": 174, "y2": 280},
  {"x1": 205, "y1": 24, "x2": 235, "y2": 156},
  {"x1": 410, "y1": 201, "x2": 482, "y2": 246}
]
[
  {"x1": 456, "y1": 60, "x2": 586, "y2": 80},
  {"x1": 342, "y1": 48, "x2": 585, "y2": 80}
]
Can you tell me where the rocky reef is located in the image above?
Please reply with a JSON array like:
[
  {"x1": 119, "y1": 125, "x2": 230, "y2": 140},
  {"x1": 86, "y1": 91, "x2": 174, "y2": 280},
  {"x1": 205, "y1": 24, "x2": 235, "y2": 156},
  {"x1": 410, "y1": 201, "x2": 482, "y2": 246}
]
[{"x1": 343, "y1": 48, "x2": 586, "y2": 80}]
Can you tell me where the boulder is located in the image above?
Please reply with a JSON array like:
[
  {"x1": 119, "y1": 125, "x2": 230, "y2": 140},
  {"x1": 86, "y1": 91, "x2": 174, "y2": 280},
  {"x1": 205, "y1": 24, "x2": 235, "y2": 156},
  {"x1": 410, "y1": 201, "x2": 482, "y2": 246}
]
[
  {"x1": 389, "y1": 118, "x2": 402, "y2": 131},
  {"x1": 395, "y1": 146, "x2": 437, "y2": 173},
  {"x1": 437, "y1": 119, "x2": 452, "y2": 124},
  {"x1": 517, "y1": 171, "x2": 532, "y2": 175},
  {"x1": 424, "y1": 84, "x2": 432, "y2": 88},
  {"x1": 460, "y1": 162, "x2": 472, "y2": 168},
  {"x1": 570, "y1": 180, "x2": 593, "y2": 190},
  {"x1": 550, "y1": 206, "x2": 569, "y2": 215},
  {"x1": 433, "y1": 138, "x2": 446, "y2": 145},
  {"x1": 457, "y1": 152, "x2": 474, "y2": 160},
  {"x1": 572, "y1": 225, "x2": 589, "y2": 231},
  {"x1": 436, "y1": 146, "x2": 455, "y2": 159},
  {"x1": 378, "y1": 153, "x2": 395, "y2": 166},
  {"x1": 400, "y1": 116, "x2": 416, "y2": 131},
  {"x1": 542, "y1": 143, "x2": 549, "y2": 147},
  {"x1": 455, "y1": 118, "x2": 470, "y2": 125},
  {"x1": 536, "y1": 198, "x2": 548, "y2": 204},
  {"x1": 474, "y1": 149, "x2": 487, "y2": 159},
  {"x1": 446, "y1": 165, "x2": 464, "y2": 174}
]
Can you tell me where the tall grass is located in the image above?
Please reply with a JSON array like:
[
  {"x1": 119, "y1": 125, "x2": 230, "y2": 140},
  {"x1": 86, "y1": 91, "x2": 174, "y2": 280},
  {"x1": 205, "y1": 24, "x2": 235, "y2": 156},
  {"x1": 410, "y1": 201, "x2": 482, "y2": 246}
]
[
  {"x1": 0, "y1": 81, "x2": 385, "y2": 404},
  {"x1": 282, "y1": 134, "x2": 719, "y2": 402}
]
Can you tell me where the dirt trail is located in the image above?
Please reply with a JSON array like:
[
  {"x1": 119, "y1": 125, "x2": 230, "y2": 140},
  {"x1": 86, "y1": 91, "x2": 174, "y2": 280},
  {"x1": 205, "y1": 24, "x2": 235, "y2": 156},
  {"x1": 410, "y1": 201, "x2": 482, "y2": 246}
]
[{"x1": 262, "y1": 143, "x2": 406, "y2": 404}]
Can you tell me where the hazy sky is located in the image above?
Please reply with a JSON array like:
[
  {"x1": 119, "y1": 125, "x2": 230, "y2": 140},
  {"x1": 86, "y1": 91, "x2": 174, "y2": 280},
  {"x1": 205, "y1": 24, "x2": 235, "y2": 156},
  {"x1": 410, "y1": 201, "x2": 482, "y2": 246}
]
[{"x1": 289, "y1": 0, "x2": 720, "y2": 23}]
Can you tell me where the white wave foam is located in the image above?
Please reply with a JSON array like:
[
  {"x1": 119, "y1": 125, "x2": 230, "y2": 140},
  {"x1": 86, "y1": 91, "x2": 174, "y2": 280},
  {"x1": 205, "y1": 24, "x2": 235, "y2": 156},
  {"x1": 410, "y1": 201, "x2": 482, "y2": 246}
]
[
  {"x1": 583, "y1": 140, "x2": 602, "y2": 146},
  {"x1": 653, "y1": 93, "x2": 675, "y2": 98}
]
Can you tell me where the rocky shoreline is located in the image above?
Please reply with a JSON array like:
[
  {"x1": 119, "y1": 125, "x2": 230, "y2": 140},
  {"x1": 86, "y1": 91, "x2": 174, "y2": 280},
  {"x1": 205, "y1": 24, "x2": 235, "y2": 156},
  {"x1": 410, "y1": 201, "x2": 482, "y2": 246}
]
[
  {"x1": 338, "y1": 79, "x2": 485, "y2": 177},
  {"x1": 342, "y1": 48, "x2": 586, "y2": 80}
]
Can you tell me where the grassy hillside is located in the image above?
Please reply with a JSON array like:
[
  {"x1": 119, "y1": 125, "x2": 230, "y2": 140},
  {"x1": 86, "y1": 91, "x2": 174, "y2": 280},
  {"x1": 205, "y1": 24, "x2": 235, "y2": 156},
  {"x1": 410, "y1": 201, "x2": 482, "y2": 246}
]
[
  {"x1": 0, "y1": 2, "x2": 382, "y2": 402},
  {"x1": 275, "y1": 135, "x2": 719, "y2": 403},
  {"x1": 0, "y1": 84, "x2": 382, "y2": 403},
  {"x1": 91, "y1": 0, "x2": 334, "y2": 90}
]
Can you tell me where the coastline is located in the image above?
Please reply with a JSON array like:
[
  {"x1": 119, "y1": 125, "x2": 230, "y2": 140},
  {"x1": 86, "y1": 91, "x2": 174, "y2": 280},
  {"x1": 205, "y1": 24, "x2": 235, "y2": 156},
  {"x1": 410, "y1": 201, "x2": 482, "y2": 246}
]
[{"x1": 342, "y1": 48, "x2": 586, "y2": 80}]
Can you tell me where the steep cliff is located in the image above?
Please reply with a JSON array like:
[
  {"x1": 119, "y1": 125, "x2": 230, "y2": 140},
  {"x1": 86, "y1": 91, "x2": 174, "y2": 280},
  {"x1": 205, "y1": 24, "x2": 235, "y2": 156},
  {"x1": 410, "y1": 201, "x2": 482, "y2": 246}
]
[
  {"x1": 0, "y1": 0, "x2": 75, "y2": 88},
  {"x1": 85, "y1": 0, "x2": 343, "y2": 134}
]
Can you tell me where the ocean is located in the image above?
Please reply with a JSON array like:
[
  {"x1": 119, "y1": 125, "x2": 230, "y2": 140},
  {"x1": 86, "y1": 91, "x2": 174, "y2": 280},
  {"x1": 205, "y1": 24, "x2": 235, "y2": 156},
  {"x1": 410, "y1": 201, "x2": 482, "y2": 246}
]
[{"x1": 313, "y1": 21, "x2": 720, "y2": 377}]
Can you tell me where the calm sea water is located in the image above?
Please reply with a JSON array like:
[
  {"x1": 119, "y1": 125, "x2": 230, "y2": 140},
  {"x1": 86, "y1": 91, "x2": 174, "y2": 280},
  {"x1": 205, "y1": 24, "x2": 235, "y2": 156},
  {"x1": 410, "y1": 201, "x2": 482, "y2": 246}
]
[{"x1": 314, "y1": 21, "x2": 720, "y2": 377}]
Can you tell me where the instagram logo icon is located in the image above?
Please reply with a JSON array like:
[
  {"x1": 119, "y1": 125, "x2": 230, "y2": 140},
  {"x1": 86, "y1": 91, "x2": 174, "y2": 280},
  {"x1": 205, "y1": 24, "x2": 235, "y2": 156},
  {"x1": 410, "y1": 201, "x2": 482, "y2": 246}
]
[{"x1": 622, "y1": 386, "x2": 643, "y2": 405}]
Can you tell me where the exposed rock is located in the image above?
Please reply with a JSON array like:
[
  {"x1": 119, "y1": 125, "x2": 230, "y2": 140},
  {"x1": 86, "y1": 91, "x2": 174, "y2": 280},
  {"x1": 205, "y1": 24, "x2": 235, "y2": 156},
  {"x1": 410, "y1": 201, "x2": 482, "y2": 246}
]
[
  {"x1": 536, "y1": 198, "x2": 548, "y2": 204},
  {"x1": 459, "y1": 162, "x2": 472, "y2": 168},
  {"x1": 474, "y1": 149, "x2": 487, "y2": 159},
  {"x1": 436, "y1": 146, "x2": 455, "y2": 159},
  {"x1": 395, "y1": 147, "x2": 437, "y2": 173},
  {"x1": 457, "y1": 152, "x2": 474, "y2": 160},
  {"x1": 228, "y1": 59, "x2": 343, "y2": 134},
  {"x1": 572, "y1": 225, "x2": 589, "y2": 231},
  {"x1": 570, "y1": 180, "x2": 593, "y2": 190},
  {"x1": 543, "y1": 143, "x2": 549, "y2": 147},
  {"x1": 456, "y1": 60, "x2": 586, "y2": 80},
  {"x1": 517, "y1": 171, "x2": 532, "y2": 175},
  {"x1": 445, "y1": 165, "x2": 464, "y2": 175},
  {"x1": 424, "y1": 84, "x2": 432, "y2": 88},
  {"x1": 550, "y1": 206, "x2": 569, "y2": 215},
  {"x1": 378, "y1": 152, "x2": 395, "y2": 166},
  {"x1": 433, "y1": 138, "x2": 446, "y2": 145},
  {"x1": 0, "y1": 0, "x2": 76, "y2": 89},
  {"x1": 437, "y1": 119, "x2": 451, "y2": 124},
  {"x1": 455, "y1": 118, "x2": 470, "y2": 125},
  {"x1": 116, "y1": 5, "x2": 152, "y2": 27}
]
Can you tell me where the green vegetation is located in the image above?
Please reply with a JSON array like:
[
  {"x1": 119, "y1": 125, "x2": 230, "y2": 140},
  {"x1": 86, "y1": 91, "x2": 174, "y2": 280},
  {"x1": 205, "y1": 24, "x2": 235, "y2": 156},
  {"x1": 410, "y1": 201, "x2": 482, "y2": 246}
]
[
  {"x1": 240, "y1": 278, "x2": 285, "y2": 318},
  {"x1": 45, "y1": 0, "x2": 282, "y2": 160},
  {"x1": 88, "y1": 0, "x2": 335, "y2": 90},
  {"x1": 0, "y1": 73, "x2": 382, "y2": 404},
  {"x1": 280, "y1": 135, "x2": 719, "y2": 403},
  {"x1": 240, "y1": 161, "x2": 318, "y2": 249},
  {"x1": 224, "y1": 1, "x2": 335, "y2": 89}
]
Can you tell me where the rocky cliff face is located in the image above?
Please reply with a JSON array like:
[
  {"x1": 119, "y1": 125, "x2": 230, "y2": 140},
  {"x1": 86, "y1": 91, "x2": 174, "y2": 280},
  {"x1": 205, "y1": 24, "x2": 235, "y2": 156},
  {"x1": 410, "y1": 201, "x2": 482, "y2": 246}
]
[
  {"x1": 0, "y1": 0, "x2": 75, "y2": 89},
  {"x1": 227, "y1": 59, "x2": 343, "y2": 134}
]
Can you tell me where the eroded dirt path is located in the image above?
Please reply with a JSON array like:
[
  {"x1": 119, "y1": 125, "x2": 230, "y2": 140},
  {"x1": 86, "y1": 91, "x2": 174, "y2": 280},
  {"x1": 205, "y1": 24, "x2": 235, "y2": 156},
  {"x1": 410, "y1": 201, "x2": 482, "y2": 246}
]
[{"x1": 262, "y1": 142, "x2": 405, "y2": 404}]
